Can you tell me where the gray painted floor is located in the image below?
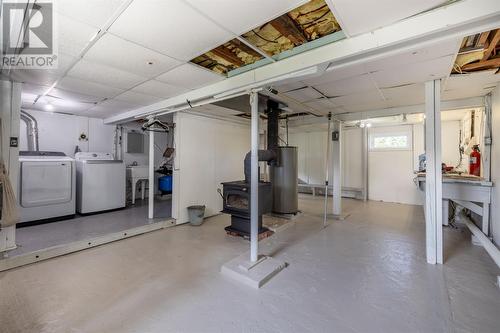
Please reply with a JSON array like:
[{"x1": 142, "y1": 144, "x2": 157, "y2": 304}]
[
  {"x1": 1, "y1": 195, "x2": 499, "y2": 333},
  {"x1": 10, "y1": 199, "x2": 171, "y2": 255}
]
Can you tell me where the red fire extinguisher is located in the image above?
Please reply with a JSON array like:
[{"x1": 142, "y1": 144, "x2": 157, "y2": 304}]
[{"x1": 469, "y1": 145, "x2": 481, "y2": 176}]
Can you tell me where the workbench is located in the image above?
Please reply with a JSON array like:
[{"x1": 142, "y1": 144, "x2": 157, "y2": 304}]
[{"x1": 415, "y1": 174, "x2": 493, "y2": 235}]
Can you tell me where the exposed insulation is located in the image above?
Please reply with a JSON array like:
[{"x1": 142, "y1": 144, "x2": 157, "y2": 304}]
[
  {"x1": 192, "y1": 39, "x2": 263, "y2": 75},
  {"x1": 452, "y1": 29, "x2": 500, "y2": 74},
  {"x1": 191, "y1": 0, "x2": 341, "y2": 75}
]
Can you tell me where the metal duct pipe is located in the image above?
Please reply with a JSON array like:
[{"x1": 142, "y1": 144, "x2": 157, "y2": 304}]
[
  {"x1": 244, "y1": 149, "x2": 276, "y2": 183},
  {"x1": 20, "y1": 110, "x2": 39, "y2": 151},
  {"x1": 266, "y1": 100, "x2": 281, "y2": 151}
]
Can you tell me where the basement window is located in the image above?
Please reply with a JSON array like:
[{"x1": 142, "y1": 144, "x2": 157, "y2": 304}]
[{"x1": 369, "y1": 133, "x2": 411, "y2": 151}]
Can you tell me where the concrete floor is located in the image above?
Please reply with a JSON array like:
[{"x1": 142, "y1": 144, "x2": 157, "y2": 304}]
[
  {"x1": 10, "y1": 199, "x2": 171, "y2": 256},
  {"x1": 1, "y1": 195, "x2": 499, "y2": 332}
]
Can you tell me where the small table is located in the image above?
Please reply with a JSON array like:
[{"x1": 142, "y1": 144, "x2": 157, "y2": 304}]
[{"x1": 416, "y1": 174, "x2": 493, "y2": 235}]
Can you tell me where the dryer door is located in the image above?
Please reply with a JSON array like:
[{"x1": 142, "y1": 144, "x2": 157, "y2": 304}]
[{"x1": 21, "y1": 161, "x2": 72, "y2": 207}]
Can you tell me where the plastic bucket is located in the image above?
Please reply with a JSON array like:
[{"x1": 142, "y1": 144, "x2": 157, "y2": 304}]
[
  {"x1": 187, "y1": 205, "x2": 205, "y2": 226},
  {"x1": 158, "y1": 175, "x2": 173, "y2": 193}
]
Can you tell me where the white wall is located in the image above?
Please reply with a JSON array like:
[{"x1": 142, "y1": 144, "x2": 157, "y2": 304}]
[
  {"x1": 442, "y1": 121, "x2": 461, "y2": 167},
  {"x1": 490, "y1": 86, "x2": 500, "y2": 247},
  {"x1": 19, "y1": 109, "x2": 115, "y2": 156},
  {"x1": 368, "y1": 125, "x2": 421, "y2": 205},
  {"x1": 290, "y1": 120, "x2": 460, "y2": 205},
  {"x1": 289, "y1": 128, "x2": 364, "y2": 188},
  {"x1": 172, "y1": 112, "x2": 250, "y2": 224}
]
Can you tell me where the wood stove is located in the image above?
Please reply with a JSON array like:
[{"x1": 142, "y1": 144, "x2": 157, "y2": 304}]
[{"x1": 220, "y1": 180, "x2": 272, "y2": 236}]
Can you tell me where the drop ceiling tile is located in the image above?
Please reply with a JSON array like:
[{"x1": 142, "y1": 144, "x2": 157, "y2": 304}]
[
  {"x1": 303, "y1": 63, "x2": 367, "y2": 86},
  {"x1": 131, "y1": 80, "x2": 188, "y2": 99},
  {"x1": 365, "y1": 38, "x2": 461, "y2": 73},
  {"x1": 444, "y1": 70, "x2": 500, "y2": 92},
  {"x1": 68, "y1": 59, "x2": 147, "y2": 90},
  {"x1": 109, "y1": 0, "x2": 233, "y2": 61},
  {"x1": 275, "y1": 81, "x2": 307, "y2": 93},
  {"x1": 86, "y1": 99, "x2": 138, "y2": 118},
  {"x1": 21, "y1": 83, "x2": 52, "y2": 96},
  {"x1": 284, "y1": 87, "x2": 324, "y2": 102},
  {"x1": 340, "y1": 100, "x2": 390, "y2": 112},
  {"x1": 442, "y1": 87, "x2": 495, "y2": 101},
  {"x1": 57, "y1": 13, "x2": 100, "y2": 57},
  {"x1": 314, "y1": 74, "x2": 377, "y2": 97},
  {"x1": 84, "y1": 34, "x2": 182, "y2": 78},
  {"x1": 185, "y1": 0, "x2": 308, "y2": 36},
  {"x1": 382, "y1": 83, "x2": 425, "y2": 107},
  {"x1": 8, "y1": 53, "x2": 76, "y2": 86},
  {"x1": 328, "y1": 0, "x2": 444, "y2": 36},
  {"x1": 57, "y1": 77, "x2": 124, "y2": 99},
  {"x1": 156, "y1": 64, "x2": 224, "y2": 90},
  {"x1": 370, "y1": 55, "x2": 454, "y2": 88},
  {"x1": 51, "y1": 0, "x2": 129, "y2": 28},
  {"x1": 114, "y1": 91, "x2": 163, "y2": 106},
  {"x1": 304, "y1": 98, "x2": 335, "y2": 112},
  {"x1": 21, "y1": 93, "x2": 39, "y2": 104},
  {"x1": 329, "y1": 89, "x2": 383, "y2": 106},
  {"x1": 37, "y1": 95, "x2": 95, "y2": 113},
  {"x1": 48, "y1": 87, "x2": 104, "y2": 104}
]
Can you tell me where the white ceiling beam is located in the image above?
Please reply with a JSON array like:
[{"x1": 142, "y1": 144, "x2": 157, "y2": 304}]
[{"x1": 104, "y1": 0, "x2": 500, "y2": 124}]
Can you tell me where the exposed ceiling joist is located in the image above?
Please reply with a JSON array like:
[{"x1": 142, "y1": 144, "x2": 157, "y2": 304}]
[
  {"x1": 211, "y1": 46, "x2": 245, "y2": 66},
  {"x1": 269, "y1": 15, "x2": 308, "y2": 45},
  {"x1": 462, "y1": 57, "x2": 500, "y2": 71},
  {"x1": 482, "y1": 29, "x2": 500, "y2": 60}
]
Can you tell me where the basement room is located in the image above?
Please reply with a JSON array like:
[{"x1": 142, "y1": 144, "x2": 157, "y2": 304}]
[{"x1": 1, "y1": 0, "x2": 499, "y2": 332}]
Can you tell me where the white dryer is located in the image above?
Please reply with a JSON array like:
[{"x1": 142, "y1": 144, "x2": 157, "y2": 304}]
[
  {"x1": 19, "y1": 151, "x2": 76, "y2": 223},
  {"x1": 75, "y1": 152, "x2": 126, "y2": 214}
]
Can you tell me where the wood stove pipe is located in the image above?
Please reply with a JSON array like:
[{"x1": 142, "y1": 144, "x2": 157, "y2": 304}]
[{"x1": 244, "y1": 149, "x2": 276, "y2": 183}]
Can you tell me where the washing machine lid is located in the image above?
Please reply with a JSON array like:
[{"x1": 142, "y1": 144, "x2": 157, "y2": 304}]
[
  {"x1": 75, "y1": 152, "x2": 114, "y2": 161},
  {"x1": 19, "y1": 151, "x2": 74, "y2": 162},
  {"x1": 20, "y1": 151, "x2": 66, "y2": 157}
]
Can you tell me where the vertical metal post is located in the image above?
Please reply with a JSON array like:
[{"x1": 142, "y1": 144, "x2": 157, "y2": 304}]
[
  {"x1": 362, "y1": 127, "x2": 369, "y2": 201},
  {"x1": 425, "y1": 79, "x2": 443, "y2": 264},
  {"x1": 148, "y1": 130, "x2": 155, "y2": 219},
  {"x1": 250, "y1": 91, "x2": 259, "y2": 262},
  {"x1": 323, "y1": 113, "x2": 332, "y2": 227},
  {"x1": 332, "y1": 120, "x2": 342, "y2": 217}
]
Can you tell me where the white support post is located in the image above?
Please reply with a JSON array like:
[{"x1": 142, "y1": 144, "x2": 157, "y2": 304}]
[
  {"x1": 148, "y1": 131, "x2": 155, "y2": 219},
  {"x1": 250, "y1": 91, "x2": 259, "y2": 263},
  {"x1": 362, "y1": 127, "x2": 368, "y2": 201},
  {"x1": 0, "y1": 80, "x2": 21, "y2": 253},
  {"x1": 425, "y1": 79, "x2": 443, "y2": 264},
  {"x1": 332, "y1": 121, "x2": 342, "y2": 217},
  {"x1": 323, "y1": 113, "x2": 332, "y2": 227}
]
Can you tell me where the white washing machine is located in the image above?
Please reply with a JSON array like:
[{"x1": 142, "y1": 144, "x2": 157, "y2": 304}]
[
  {"x1": 75, "y1": 152, "x2": 126, "y2": 214},
  {"x1": 19, "y1": 151, "x2": 76, "y2": 223}
]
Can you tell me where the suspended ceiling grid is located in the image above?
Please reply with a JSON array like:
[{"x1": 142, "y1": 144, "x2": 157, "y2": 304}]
[{"x1": 0, "y1": 0, "x2": 460, "y2": 119}]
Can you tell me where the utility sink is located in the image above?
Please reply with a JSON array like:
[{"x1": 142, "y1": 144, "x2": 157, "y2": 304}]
[{"x1": 126, "y1": 165, "x2": 148, "y2": 179}]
